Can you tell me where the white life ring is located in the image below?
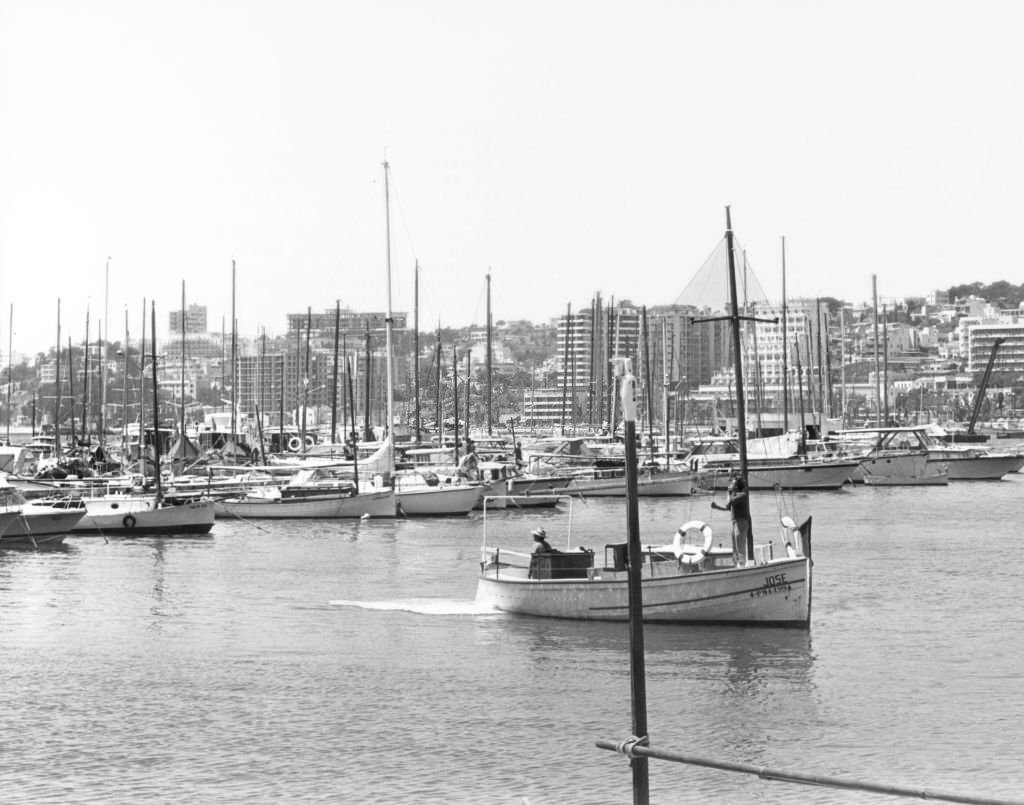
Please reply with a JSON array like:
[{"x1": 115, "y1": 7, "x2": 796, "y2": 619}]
[
  {"x1": 287, "y1": 436, "x2": 302, "y2": 452},
  {"x1": 673, "y1": 520, "x2": 714, "y2": 565},
  {"x1": 304, "y1": 435, "x2": 315, "y2": 448}
]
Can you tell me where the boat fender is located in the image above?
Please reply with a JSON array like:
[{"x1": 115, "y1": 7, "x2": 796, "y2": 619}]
[
  {"x1": 287, "y1": 436, "x2": 302, "y2": 452},
  {"x1": 673, "y1": 520, "x2": 713, "y2": 565},
  {"x1": 122, "y1": 514, "x2": 137, "y2": 529}
]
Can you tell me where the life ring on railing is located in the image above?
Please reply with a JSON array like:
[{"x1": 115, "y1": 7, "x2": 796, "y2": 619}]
[
  {"x1": 122, "y1": 514, "x2": 137, "y2": 529},
  {"x1": 780, "y1": 515, "x2": 801, "y2": 556},
  {"x1": 287, "y1": 436, "x2": 302, "y2": 452},
  {"x1": 673, "y1": 520, "x2": 713, "y2": 565},
  {"x1": 304, "y1": 435, "x2": 315, "y2": 449}
]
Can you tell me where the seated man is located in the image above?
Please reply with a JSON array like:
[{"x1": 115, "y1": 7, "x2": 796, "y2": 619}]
[{"x1": 532, "y1": 527, "x2": 554, "y2": 553}]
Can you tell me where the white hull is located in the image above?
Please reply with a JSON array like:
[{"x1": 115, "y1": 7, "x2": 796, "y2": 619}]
[
  {"x1": 928, "y1": 453, "x2": 1024, "y2": 481},
  {"x1": 857, "y1": 453, "x2": 948, "y2": 486},
  {"x1": 477, "y1": 555, "x2": 810, "y2": 625},
  {"x1": 72, "y1": 496, "x2": 215, "y2": 534},
  {"x1": 569, "y1": 471, "x2": 695, "y2": 497},
  {"x1": 0, "y1": 507, "x2": 84, "y2": 546},
  {"x1": 396, "y1": 485, "x2": 481, "y2": 516},
  {"x1": 701, "y1": 460, "x2": 857, "y2": 490},
  {"x1": 506, "y1": 475, "x2": 573, "y2": 507},
  {"x1": 215, "y1": 489, "x2": 396, "y2": 519}
]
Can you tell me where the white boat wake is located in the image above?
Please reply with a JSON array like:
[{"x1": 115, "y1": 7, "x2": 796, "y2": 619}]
[{"x1": 329, "y1": 598, "x2": 499, "y2": 616}]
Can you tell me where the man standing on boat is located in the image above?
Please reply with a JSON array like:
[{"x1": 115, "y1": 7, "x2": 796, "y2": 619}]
[{"x1": 712, "y1": 474, "x2": 750, "y2": 564}]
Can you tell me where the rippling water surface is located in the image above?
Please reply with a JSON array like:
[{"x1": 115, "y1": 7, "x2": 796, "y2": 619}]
[{"x1": 3, "y1": 477, "x2": 1023, "y2": 804}]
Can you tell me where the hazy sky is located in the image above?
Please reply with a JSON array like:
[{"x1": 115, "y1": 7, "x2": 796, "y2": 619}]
[{"x1": 2, "y1": 0, "x2": 1021, "y2": 357}]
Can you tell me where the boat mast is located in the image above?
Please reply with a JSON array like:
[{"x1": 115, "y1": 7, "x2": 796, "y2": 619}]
[
  {"x1": 55, "y1": 300, "x2": 62, "y2": 456},
  {"x1": 486, "y1": 270, "x2": 493, "y2": 435},
  {"x1": 560, "y1": 302, "x2": 570, "y2": 437},
  {"x1": 331, "y1": 300, "x2": 340, "y2": 444},
  {"x1": 382, "y1": 160, "x2": 396, "y2": 477},
  {"x1": 83, "y1": 307, "x2": 90, "y2": 447},
  {"x1": 724, "y1": 207, "x2": 756, "y2": 560},
  {"x1": 871, "y1": 274, "x2": 881, "y2": 427},
  {"x1": 435, "y1": 326, "x2": 442, "y2": 447},
  {"x1": 69, "y1": 335, "x2": 76, "y2": 447},
  {"x1": 882, "y1": 304, "x2": 890, "y2": 425},
  {"x1": 346, "y1": 355, "x2": 359, "y2": 487},
  {"x1": 122, "y1": 307, "x2": 129, "y2": 464},
  {"x1": 641, "y1": 306, "x2": 654, "y2": 462},
  {"x1": 150, "y1": 301, "x2": 163, "y2": 503},
  {"x1": 661, "y1": 318, "x2": 670, "y2": 454},
  {"x1": 465, "y1": 350, "x2": 471, "y2": 445},
  {"x1": 5, "y1": 304, "x2": 12, "y2": 445},
  {"x1": 839, "y1": 311, "x2": 847, "y2": 428},
  {"x1": 100, "y1": 257, "x2": 109, "y2": 451},
  {"x1": 230, "y1": 260, "x2": 237, "y2": 455},
  {"x1": 138, "y1": 298, "x2": 145, "y2": 469},
  {"x1": 414, "y1": 261, "x2": 421, "y2": 443},
  {"x1": 363, "y1": 321, "x2": 372, "y2": 441},
  {"x1": 781, "y1": 236, "x2": 789, "y2": 433},
  {"x1": 452, "y1": 344, "x2": 459, "y2": 464},
  {"x1": 180, "y1": 280, "x2": 187, "y2": 461}
]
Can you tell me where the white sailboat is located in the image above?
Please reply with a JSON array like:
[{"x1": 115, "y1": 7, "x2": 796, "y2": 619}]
[{"x1": 476, "y1": 209, "x2": 814, "y2": 626}]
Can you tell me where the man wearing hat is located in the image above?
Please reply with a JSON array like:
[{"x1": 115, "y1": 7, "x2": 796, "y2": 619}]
[{"x1": 532, "y1": 528, "x2": 554, "y2": 553}]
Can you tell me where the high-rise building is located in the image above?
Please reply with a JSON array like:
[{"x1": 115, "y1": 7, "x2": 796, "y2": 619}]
[{"x1": 169, "y1": 304, "x2": 208, "y2": 335}]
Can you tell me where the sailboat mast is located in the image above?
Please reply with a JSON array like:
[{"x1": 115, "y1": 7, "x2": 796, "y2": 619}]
[
  {"x1": 465, "y1": 350, "x2": 471, "y2": 445},
  {"x1": 83, "y1": 307, "x2": 90, "y2": 446},
  {"x1": 100, "y1": 257, "x2": 109, "y2": 450},
  {"x1": 69, "y1": 335, "x2": 77, "y2": 446},
  {"x1": 871, "y1": 274, "x2": 881, "y2": 427},
  {"x1": 122, "y1": 307, "x2": 129, "y2": 461},
  {"x1": 382, "y1": 161, "x2": 395, "y2": 451},
  {"x1": 882, "y1": 304, "x2": 890, "y2": 425},
  {"x1": 781, "y1": 236, "x2": 789, "y2": 432},
  {"x1": 230, "y1": 260, "x2": 237, "y2": 452},
  {"x1": 363, "y1": 321, "x2": 372, "y2": 441},
  {"x1": 5, "y1": 304, "x2": 12, "y2": 445},
  {"x1": 414, "y1": 261, "x2": 421, "y2": 443},
  {"x1": 331, "y1": 300, "x2": 340, "y2": 443},
  {"x1": 725, "y1": 208, "x2": 750, "y2": 488},
  {"x1": 452, "y1": 344, "x2": 459, "y2": 464},
  {"x1": 840, "y1": 311, "x2": 847, "y2": 428},
  {"x1": 180, "y1": 280, "x2": 186, "y2": 452},
  {"x1": 560, "y1": 302, "x2": 570, "y2": 437},
  {"x1": 302, "y1": 306, "x2": 311, "y2": 451},
  {"x1": 55, "y1": 300, "x2": 62, "y2": 455},
  {"x1": 150, "y1": 301, "x2": 163, "y2": 502},
  {"x1": 138, "y1": 298, "x2": 145, "y2": 464},
  {"x1": 486, "y1": 271, "x2": 493, "y2": 435}
]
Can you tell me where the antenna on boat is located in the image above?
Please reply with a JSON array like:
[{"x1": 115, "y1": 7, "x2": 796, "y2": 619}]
[{"x1": 614, "y1": 355, "x2": 650, "y2": 804}]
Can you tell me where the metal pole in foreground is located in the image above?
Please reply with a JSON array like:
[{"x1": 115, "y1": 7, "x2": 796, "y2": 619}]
[
  {"x1": 594, "y1": 741, "x2": 1023, "y2": 805},
  {"x1": 617, "y1": 356, "x2": 649, "y2": 805}
]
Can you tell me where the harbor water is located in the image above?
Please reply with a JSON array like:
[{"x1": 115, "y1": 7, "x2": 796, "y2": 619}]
[{"x1": 3, "y1": 477, "x2": 1024, "y2": 804}]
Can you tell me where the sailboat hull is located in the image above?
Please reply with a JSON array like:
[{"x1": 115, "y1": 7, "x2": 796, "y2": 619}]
[
  {"x1": 215, "y1": 489, "x2": 396, "y2": 519},
  {"x1": 71, "y1": 496, "x2": 215, "y2": 534},
  {"x1": 568, "y1": 470, "x2": 696, "y2": 497},
  {"x1": 477, "y1": 556, "x2": 810, "y2": 626},
  {"x1": 396, "y1": 485, "x2": 481, "y2": 516}
]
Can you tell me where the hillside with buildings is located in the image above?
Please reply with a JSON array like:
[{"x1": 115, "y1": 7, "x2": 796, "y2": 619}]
[{"x1": 3, "y1": 282, "x2": 1024, "y2": 442}]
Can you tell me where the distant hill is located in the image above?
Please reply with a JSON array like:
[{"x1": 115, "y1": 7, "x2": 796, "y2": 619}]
[{"x1": 947, "y1": 281, "x2": 1024, "y2": 310}]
